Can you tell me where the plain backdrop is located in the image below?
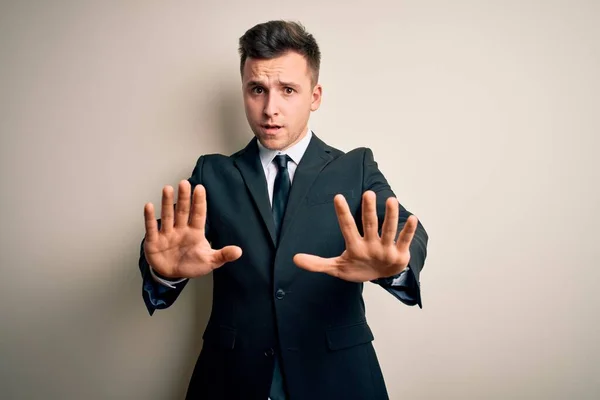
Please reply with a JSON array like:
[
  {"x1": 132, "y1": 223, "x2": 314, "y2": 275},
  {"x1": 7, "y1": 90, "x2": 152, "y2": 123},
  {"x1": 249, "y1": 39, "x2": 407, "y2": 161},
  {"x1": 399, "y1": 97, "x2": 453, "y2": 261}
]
[{"x1": 1, "y1": 0, "x2": 599, "y2": 399}]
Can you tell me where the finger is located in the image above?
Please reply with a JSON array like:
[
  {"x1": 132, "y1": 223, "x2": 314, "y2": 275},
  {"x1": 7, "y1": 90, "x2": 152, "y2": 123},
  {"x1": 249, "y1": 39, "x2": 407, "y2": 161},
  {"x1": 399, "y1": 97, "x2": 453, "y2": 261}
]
[
  {"x1": 396, "y1": 215, "x2": 418, "y2": 252},
  {"x1": 333, "y1": 194, "x2": 361, "y2": 247},
  {"x1": 293, "y1": 253, "x2": 339, "y2": 276},
  {"x1": 189, "y1": 184, "x2": 207, "y2": 231},
  {"x1": 161, "y1": 185, "x2": 175, "y2": 233},
  {"x1": 212, "y1": 246, "x2": 243, "y2": 266},
  {"x1": 380, "y1": 197, "x2": 399, "y2": 246},
  {"x1": 174, "y1": 180, "x2": 191, "y2": 228},
  {"x1": 361, "y1": 191, "x2": 379, "y2": 241},
  {"x1": 144, "y1": 203, "x2": 159, "y2": 242}
]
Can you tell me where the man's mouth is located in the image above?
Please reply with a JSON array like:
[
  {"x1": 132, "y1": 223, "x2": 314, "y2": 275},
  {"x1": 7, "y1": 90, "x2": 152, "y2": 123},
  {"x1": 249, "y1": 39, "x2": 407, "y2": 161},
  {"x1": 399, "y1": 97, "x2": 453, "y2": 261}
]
[{"x1": 262, "y1": 124, "x2": 283, "y2": 133}]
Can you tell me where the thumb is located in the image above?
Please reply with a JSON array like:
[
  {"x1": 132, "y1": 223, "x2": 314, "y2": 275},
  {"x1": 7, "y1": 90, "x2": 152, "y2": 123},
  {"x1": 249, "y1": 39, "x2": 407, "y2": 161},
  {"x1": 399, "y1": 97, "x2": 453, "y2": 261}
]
[
  {"x1": 293, "y1": 253, "x2": 336, "y2": 274},
  {"x1": 214, "y1": 246, "x2": 243, "y2": 265}
]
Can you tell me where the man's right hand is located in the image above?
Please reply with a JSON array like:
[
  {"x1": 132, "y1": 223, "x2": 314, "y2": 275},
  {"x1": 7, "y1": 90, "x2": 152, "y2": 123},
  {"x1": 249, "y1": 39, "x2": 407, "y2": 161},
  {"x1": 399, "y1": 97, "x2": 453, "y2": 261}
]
[{"x1": 143, "y1": 180, "x2": 242, "y2": 279}]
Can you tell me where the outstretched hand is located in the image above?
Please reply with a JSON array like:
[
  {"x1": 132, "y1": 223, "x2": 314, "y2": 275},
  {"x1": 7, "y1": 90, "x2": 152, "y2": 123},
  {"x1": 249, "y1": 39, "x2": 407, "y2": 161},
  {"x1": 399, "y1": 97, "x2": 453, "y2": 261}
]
[
  {"x1": 143, "y1": 180, "x2": 242, "y2": 279},
  {"x1": 293, "y1": 191, "x2": 417, "y2": 283}
]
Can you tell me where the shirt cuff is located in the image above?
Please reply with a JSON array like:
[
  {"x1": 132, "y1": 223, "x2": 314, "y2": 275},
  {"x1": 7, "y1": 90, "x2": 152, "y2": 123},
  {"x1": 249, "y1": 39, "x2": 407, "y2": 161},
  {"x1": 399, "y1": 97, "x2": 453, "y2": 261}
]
[
  {"x1": 148, "y1": 265, "x2": 187, "y2": 289},
  {"x1": 390, "y1": 267, "x2": 410, "y2": 286}
]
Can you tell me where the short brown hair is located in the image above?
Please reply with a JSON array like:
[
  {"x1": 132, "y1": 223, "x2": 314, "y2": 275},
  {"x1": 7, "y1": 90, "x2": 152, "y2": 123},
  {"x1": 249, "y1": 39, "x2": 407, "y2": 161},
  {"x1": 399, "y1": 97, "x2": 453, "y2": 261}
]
[{"x1": 238, "y1": 20, "x2": 321, "y2": 84}]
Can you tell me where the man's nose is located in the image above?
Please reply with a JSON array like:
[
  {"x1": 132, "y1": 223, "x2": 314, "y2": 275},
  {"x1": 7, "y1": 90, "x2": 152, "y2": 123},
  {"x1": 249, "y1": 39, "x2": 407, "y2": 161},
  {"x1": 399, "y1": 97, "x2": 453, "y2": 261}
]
[{"x1": 263, "y1": 93, "x2": 280, "y2": 117}]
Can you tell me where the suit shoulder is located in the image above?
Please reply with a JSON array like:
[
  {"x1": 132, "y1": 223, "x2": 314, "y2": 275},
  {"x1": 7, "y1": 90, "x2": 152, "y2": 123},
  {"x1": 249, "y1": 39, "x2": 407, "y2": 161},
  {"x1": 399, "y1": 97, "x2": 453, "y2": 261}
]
[
  {"x1": 196, "y1": 152, "x2": 236, "y2": 165},
  {"x1": 326, "y1": 145, "x2": 345, "y2": 159},
  {"x1": 189, "y1": 137, "x2": 254, "y2": 168},
  {"x1": 336, "y1": 146, "x2": 373, "y2": 162},
  {"x1": 187, "y1": 153, "x2": 234, "y2": 178},
  {"x1": 230, "y1": 145, "x2": 249, "y2": 158}
]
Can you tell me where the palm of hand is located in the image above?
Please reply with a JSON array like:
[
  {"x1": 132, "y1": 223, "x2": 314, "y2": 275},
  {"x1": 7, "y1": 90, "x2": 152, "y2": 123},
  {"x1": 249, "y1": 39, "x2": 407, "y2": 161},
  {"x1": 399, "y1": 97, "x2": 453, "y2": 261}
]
[
  {"x1": 144, "y1": 226, "x2": 213, "y2": 278},
  {"x1": 293, "y1": 191, "x2": 417, "y2": 282},
  {"x1": 143, "y1": 181, "x2": 242, "y2": 279}
]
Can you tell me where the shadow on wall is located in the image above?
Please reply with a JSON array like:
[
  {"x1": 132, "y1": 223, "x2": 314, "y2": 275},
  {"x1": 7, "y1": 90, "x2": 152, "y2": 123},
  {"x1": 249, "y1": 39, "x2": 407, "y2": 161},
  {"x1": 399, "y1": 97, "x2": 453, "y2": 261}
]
[
  {"x1": 175, "y1": 85, "x2": 253, "y2": 400},
  {"x1": 216, "y1": 85, "x2": 253, "y2": 154}
]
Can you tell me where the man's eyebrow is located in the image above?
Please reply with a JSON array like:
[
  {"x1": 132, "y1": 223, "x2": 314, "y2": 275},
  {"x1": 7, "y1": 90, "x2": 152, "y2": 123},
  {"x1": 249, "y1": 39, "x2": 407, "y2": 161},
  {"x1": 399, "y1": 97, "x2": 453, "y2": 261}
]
[
  {"x1": 244, "y1": 80, "x2": 300, "y2": 88},
  {"x1": 245, "y1": 80, "x2": 264, "y2": 87},
  {"x1": 279, "y1": 81, "x2": 299, "y2": 88}
]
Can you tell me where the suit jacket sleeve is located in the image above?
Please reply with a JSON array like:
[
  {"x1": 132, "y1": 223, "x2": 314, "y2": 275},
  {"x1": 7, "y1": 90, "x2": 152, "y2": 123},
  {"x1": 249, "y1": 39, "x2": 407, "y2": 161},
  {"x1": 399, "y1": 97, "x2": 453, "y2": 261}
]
[
  {"x1": 139, "y1": 156, "x2": 208, "y2": 316},
  {"x1": 361, "y1": 148, "x2": 429, "y2": 308}
]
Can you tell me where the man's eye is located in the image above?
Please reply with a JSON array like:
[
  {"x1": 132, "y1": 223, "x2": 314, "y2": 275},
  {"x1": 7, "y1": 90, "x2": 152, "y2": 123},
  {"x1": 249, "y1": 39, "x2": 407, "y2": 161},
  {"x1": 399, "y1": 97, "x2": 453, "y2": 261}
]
[
  {"x1": 252, "y1": 87, "x2": 264, "y2": 94},
  {"x1": 285, "y1": 87, "x2": 295, "y2": 94}
]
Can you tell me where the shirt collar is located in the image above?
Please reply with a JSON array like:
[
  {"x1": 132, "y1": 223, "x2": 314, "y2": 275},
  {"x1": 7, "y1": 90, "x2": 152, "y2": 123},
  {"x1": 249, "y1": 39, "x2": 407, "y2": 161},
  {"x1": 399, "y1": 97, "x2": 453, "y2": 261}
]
[{"x1": 257, "y1": 128, "x2": 313, "y2": 170}]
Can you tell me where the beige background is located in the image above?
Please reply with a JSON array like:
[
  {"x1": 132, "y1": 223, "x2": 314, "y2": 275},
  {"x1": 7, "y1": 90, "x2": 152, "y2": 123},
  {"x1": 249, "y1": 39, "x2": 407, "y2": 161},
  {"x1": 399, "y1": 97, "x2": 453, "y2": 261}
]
[{"x1": 1, "y1": 0, "x2": 599, "y2": 399}]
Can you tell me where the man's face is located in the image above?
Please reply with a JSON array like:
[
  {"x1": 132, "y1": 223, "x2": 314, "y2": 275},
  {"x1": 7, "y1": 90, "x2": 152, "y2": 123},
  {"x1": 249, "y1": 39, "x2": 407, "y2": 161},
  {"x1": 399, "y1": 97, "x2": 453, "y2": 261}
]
[{"x1": 242, "y1": 51, "x2": 322, "y2": 151}]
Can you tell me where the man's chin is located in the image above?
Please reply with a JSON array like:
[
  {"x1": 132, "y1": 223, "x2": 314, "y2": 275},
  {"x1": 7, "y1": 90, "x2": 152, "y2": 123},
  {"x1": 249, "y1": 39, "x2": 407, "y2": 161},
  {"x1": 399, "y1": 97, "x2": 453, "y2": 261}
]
[{"x1": 256, "y1": 134, "x2": 286, "y2": 151}]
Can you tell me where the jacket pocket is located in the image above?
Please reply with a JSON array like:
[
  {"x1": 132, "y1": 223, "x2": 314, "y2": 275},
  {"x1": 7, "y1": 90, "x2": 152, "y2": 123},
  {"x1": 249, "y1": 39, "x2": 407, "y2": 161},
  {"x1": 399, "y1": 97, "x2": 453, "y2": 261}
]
[
  {"x1": 325, "y1": 320, "x2": 374, "y2": 351},
  {"x1": 307, "y1": 190, "x2": 355, "y2": 206},
  {"x1": 202, "y1": 323, "x2": 237, "y2": 350}
]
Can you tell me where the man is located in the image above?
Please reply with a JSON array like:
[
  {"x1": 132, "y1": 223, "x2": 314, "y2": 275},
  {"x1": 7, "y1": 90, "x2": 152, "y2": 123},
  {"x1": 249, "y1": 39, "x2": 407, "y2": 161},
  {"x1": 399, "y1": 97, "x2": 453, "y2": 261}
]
[{"x1": 139, "y1": 20, "x2": 428, "y2": 400}]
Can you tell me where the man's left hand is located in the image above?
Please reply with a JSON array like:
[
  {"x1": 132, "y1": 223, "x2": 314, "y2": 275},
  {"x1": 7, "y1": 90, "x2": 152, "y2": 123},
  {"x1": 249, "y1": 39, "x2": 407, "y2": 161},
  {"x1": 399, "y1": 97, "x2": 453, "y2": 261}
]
[{"x1": 293, "y1": 191, "x2": 418, "y2": 283}]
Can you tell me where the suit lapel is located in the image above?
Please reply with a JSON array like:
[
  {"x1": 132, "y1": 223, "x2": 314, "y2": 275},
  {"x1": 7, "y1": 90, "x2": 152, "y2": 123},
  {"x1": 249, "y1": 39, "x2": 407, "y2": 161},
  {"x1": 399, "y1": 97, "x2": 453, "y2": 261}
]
[
  {"x1": 234, "y1": 138, "x2": 278, "y2": 246},
  {"x1": 233, "y1": 133, "x2": 335, "y2": 248},
  {"x1": 279, "y1": 134, "x2": 334, "y2": 245}
]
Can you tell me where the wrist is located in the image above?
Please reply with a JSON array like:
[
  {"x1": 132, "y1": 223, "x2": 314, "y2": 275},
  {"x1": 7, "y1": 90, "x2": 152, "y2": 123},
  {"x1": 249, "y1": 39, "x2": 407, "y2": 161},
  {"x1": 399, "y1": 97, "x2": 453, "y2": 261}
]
[
  {"x1": 148, "y1": 265, "x2": 187, "y2": 286},
  {"x1": 380, "y1": 265, "x2": 409, "y2": 280}
]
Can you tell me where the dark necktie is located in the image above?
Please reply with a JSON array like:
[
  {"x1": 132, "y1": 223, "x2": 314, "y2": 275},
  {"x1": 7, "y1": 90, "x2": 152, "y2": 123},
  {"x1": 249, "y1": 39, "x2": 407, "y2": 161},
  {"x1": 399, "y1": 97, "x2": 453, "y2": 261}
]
[
  {"x1": 270, "y1": 155, "x2": 291, "y2": 399},
  {"x1": 272, "y1": 154, "x2": 292, "y2": 241}
]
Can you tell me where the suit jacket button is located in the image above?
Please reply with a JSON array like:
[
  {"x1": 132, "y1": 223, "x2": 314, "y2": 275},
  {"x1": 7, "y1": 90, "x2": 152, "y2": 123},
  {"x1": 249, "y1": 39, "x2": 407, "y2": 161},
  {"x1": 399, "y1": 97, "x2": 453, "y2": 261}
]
[
  {"x1": 275, "y1": 289, "x2": 285, "y2": 300},
  {"x1": 264, "y1": 348, "x2": 275, "y2": 357}
]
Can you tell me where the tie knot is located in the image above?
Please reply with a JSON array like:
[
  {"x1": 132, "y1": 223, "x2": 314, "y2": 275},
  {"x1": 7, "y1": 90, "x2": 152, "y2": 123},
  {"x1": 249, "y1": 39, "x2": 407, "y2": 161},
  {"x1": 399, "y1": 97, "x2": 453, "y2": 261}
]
[{"x1": 274, "y1": 154, "x2": 290, "y2": 170}]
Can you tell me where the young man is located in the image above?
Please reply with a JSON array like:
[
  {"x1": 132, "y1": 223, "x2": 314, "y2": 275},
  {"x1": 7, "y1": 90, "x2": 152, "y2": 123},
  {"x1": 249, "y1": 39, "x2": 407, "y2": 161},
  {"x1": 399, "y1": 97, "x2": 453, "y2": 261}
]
[{"x1": 140, "y1": 20, "x2": 428, "y2": 400}]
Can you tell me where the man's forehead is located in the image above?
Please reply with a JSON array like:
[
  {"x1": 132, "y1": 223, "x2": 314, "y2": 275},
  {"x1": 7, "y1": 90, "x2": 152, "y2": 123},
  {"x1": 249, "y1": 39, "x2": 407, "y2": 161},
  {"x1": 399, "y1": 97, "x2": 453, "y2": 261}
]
[{"x1": 243, "y1": 53, "x2": 310, "y2": 83}]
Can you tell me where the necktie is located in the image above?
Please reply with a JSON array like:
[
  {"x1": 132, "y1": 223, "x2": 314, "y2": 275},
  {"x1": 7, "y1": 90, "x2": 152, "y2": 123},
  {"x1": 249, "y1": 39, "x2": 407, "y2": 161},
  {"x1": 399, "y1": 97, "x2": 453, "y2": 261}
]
[
  {"x1": 270, "y1": 155, "x2": 291, "y2": 400},
  {"x1": 272, "y1": 154, "x2": 291, "y2": 241}
]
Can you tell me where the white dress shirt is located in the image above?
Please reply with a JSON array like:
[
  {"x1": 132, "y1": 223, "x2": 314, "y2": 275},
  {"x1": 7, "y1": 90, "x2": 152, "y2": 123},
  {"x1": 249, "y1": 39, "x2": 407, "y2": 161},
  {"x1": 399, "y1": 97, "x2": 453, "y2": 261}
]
[{"x1": 257, "y1": 128, "x2": 312, "y2": 206}]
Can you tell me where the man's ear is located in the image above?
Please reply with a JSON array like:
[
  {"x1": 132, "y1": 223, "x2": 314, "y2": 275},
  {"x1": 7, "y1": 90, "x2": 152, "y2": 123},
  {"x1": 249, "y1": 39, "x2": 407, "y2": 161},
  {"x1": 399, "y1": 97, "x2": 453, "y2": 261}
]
[{"x1": 311, "y1": 83, "x2": 323, "y2": 111}]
